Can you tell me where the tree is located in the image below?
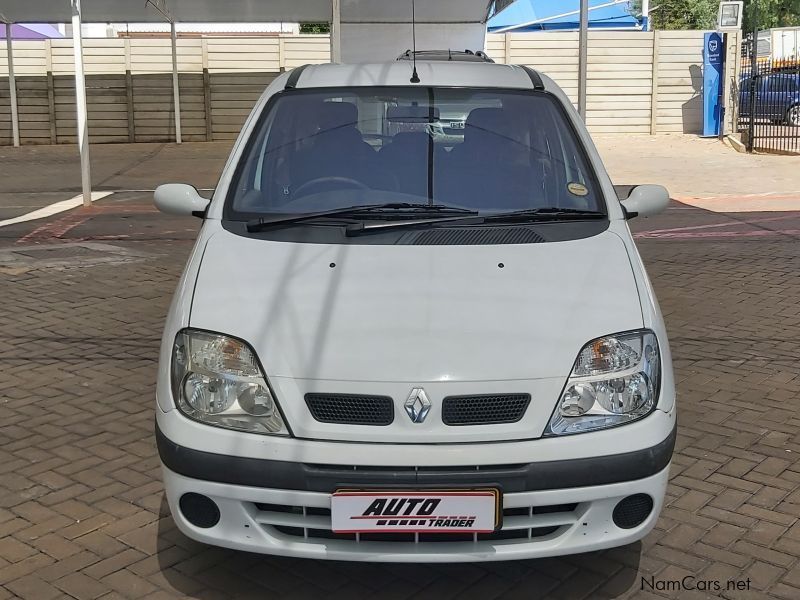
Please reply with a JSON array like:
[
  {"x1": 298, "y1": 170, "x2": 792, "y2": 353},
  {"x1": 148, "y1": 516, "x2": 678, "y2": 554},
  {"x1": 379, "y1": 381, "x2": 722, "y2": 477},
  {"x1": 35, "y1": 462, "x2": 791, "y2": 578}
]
[
  {"x1": 629, "y1": 0, "x2": 718, "y2": 30},
  {"x1": 630, "y1": 0, "x2": 800, "y2": 30},
  {"x1": 743, "y1": 0, "x2": 800, "y2": 32},
  {"x1": 300, "y1": 23, "x2": 330, "y2": 34}
]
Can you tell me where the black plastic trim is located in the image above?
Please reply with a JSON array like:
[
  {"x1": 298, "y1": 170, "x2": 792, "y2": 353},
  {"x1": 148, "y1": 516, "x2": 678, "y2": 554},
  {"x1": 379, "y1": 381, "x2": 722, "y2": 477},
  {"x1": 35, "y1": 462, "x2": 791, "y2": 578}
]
[
  {"x1": 284, "y1": 64, "x2": 309, "y2": 89},
  {"x1": 157, "y1": 420, "x2": 676, "y2": 494},
  {"x1": 519, "y1": 65, "x2": 545, "y2": 90}
]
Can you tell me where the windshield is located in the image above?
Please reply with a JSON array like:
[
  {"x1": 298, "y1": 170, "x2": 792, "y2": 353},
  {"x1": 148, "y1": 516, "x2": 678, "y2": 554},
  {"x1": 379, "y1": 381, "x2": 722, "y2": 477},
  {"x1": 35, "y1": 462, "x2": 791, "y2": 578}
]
[{"x1": 226, "y1": 87, "x2": 603, "y2": 218}]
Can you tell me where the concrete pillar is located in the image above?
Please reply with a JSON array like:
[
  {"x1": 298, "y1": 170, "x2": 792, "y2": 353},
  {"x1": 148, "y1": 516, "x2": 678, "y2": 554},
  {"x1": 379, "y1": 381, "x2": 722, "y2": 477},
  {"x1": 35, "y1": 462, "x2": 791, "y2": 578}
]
[
  {"x1": 71, "y1": 0, "x2": 92, "y2": 206},
  {"x1": 5, "y1": 23, "x2": 20, "y2": 147},
  {"x1": 171, "y1": 20, "x2": 182, "y2": 144}
]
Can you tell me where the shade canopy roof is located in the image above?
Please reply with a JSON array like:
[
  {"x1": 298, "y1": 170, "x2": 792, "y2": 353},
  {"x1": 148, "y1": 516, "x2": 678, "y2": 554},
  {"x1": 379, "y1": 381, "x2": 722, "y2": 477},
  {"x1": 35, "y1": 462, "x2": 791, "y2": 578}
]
[
  {"x1": 1, "y1": 0, "x2": 507, "y2": 24},
  {"x1": 488, "y1": 0, "x2": 638, "y2": 32},
  {"x1": 0, "y1": 23, "x2": 63, "y2": 38}
]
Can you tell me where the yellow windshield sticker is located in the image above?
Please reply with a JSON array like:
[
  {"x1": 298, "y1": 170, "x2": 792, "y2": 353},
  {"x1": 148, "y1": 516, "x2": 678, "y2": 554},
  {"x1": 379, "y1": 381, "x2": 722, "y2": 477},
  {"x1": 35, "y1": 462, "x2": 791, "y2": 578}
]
[{"x1": 567, "y1": 182, "x2": 588, "y2": 196}]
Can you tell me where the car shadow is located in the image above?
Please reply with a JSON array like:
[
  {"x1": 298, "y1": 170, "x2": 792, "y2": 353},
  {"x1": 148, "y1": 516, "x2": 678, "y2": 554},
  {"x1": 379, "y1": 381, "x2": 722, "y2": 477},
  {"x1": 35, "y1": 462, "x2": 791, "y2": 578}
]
[{"x1": 155, "y1": 495, "x2": 643, "y2": 599}]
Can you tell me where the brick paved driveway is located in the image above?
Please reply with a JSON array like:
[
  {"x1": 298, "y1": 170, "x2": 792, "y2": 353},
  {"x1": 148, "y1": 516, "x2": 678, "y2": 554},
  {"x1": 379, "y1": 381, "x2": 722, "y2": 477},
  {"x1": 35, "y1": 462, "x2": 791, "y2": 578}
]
[{"x1": 2, "y1": 190, "x2": 800, "y2": 599}]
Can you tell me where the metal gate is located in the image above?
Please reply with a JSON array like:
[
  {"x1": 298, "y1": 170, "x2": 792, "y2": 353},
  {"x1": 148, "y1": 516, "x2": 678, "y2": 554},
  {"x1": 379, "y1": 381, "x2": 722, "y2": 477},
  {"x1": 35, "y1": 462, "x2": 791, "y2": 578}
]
[{"x1": 737, "y1": 45, "x2": 800, "y2": 154}]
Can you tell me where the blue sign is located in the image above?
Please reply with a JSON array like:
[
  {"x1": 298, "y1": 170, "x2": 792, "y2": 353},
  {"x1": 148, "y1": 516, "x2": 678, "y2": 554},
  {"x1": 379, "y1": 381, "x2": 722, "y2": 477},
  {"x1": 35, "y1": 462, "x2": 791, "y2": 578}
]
[{"x1": 702, "y1": 32, "x2": 724, "y2": 136}]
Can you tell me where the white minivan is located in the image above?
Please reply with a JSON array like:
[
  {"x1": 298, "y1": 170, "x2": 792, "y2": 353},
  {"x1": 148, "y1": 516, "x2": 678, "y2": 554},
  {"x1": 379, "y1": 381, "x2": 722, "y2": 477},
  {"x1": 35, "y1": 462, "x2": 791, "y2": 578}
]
[{"x1": 154, "y1": 53, "x2": 676, "y2": 562}]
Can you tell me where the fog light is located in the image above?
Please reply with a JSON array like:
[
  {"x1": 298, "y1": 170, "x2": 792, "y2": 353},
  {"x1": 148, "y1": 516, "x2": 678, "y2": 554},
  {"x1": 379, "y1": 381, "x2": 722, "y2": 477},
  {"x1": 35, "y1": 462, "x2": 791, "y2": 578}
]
[
  {"x1": 179, "y1": 493, "x2": 220, "y2": 528},
  {"x1": 612, "y1": 494, "x2": 653, "y2": 529}
]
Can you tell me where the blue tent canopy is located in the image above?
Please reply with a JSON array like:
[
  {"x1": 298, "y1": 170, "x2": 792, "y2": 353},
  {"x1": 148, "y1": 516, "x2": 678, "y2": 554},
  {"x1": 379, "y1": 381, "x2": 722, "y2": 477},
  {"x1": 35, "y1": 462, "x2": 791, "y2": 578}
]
[{"x1": 488, "y1": 0, "x2": 640, "y2": 32}]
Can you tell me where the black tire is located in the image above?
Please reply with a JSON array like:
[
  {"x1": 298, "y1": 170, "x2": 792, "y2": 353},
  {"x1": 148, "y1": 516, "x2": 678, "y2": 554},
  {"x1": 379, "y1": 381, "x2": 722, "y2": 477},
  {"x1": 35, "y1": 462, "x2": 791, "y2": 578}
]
[{"x1": 787, "y1": 105, "x2": 800, "y2": 127}]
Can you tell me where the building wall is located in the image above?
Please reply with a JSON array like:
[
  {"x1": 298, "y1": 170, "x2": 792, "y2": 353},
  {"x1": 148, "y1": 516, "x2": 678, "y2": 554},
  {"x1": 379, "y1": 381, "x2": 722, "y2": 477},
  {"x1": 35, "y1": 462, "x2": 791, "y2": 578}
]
[{"x1": 0, "y1": 31, "x2": 740, "y2": 145}]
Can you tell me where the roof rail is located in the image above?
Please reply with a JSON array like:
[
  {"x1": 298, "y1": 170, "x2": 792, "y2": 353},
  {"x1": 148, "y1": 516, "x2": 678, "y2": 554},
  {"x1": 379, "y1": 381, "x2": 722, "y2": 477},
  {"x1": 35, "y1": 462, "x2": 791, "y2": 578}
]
[
  {"x1": 519, "y1": 65, "x2": 545, "y2": 91},
  {"x1": 284, "y1": 64, "x2": 310, "y2": 90},
  {"x1": 396, "y1": 49, "x2": 495, "y2": 63}
]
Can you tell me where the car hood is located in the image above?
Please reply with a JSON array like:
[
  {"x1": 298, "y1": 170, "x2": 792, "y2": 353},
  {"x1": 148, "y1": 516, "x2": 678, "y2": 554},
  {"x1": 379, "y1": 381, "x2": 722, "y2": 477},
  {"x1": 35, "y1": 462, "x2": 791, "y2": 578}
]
[{"x1": 190, "y1": 227, "x2": 643, "y2": 384}]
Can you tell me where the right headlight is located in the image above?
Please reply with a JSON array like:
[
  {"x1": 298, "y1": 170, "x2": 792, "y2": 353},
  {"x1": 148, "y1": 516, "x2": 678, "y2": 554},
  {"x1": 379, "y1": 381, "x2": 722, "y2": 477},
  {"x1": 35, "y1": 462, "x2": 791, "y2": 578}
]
[
  {"x1": 171, "y1": 329, "x2": 289, "y2": 436},
  {"x1": 545, "y1": 329, "x2": 660, "y2": 436}
]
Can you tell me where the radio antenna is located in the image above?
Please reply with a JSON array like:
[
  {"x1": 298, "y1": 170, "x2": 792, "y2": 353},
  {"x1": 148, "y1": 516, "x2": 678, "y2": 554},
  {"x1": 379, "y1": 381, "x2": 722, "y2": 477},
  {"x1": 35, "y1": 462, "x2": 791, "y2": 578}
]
[{"x1": 410, "y1": 0, "x2": 420, "y2": 83}]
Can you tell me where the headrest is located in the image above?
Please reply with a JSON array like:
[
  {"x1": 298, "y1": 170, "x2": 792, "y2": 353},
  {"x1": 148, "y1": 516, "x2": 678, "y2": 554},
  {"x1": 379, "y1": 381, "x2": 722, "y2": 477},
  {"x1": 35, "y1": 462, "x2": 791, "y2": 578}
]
[
  {"x1": 389, "y1": 132, "x2": 431, "y2": 145},
  {"x1": 464, "y1": 108, "x2": 512, "y2": 139},
  {"x1": 387, "y1": 105, "x2": 440, "y2": 122},
  {"x1": 317, "y1": 101, "x2": 359, "y2": 132}
]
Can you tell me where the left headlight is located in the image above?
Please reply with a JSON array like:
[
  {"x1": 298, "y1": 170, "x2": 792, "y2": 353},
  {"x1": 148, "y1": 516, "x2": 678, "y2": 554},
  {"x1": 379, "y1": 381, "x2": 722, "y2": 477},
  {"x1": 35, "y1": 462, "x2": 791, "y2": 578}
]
[
  {"x1": 545, "y1": 329, "x2": 660, "y2": 436},
  {"x1": 171, "y1": 329, "x2": 289, "y2": 436}
]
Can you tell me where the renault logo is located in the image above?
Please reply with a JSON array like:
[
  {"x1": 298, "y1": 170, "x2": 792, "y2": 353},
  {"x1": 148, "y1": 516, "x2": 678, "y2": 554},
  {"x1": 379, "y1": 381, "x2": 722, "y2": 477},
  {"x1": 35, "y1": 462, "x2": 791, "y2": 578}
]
[{"x1": 405, "y1": 388, "x2": 431, "y2": 423}]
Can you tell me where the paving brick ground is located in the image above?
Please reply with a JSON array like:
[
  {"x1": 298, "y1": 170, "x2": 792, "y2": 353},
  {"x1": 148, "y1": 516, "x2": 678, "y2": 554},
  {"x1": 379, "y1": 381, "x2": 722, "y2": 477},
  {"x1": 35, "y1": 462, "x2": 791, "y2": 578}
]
[{"x1": 1, "y1": 141, "x2": 800, "y2": 599}]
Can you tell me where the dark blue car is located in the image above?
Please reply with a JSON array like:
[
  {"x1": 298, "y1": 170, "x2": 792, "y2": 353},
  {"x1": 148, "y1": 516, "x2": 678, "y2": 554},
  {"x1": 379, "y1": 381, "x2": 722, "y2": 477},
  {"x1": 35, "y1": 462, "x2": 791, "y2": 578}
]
[{"x1": 740, "y1": 73, "x2": 800, "y2": 126}]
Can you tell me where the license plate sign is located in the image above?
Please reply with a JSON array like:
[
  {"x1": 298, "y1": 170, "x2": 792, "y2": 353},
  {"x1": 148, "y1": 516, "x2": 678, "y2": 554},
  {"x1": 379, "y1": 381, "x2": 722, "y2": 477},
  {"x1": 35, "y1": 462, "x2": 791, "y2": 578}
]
[{"x1": 331, "y1": 490, "x2": 500, "y2": 533}]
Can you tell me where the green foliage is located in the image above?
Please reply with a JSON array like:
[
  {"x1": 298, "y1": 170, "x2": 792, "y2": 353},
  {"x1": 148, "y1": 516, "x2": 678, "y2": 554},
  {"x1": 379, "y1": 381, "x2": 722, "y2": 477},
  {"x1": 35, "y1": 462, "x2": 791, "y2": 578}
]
[
  {"x1": 300, "y1": 23, "x2": 331, "y2": 34},
  {"x1": 629, "y1": 0, "x2": 718, "y2": 30},
  {"x1": 743, "y1": 0, "x2": 800, "y2": 31}
]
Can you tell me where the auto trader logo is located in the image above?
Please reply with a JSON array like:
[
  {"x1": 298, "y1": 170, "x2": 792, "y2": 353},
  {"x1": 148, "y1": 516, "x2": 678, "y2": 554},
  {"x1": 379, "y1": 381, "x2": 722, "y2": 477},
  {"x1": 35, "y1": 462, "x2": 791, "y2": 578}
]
[{"x1": 356, "y1": 497, "x2": 476, "y2": 528}]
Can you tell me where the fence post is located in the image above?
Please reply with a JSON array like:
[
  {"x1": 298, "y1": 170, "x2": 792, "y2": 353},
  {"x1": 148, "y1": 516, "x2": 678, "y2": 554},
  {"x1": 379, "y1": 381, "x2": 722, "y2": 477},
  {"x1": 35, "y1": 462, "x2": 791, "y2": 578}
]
[
  {"x1": 577, "y1": 0, "x2": 588, "y2": 119},
  {"x1": 730, "y1": 30, "x2": 742, "y2": 133},
  {"x1": 279, "y1": 37, "x2": 286, "y2": 71},
  {"x1": 202, "y1": 38, "x2": 212, "y2": 141},
  {"x1": 124, "y1": 39, "x2": 134, "y2": 142},
  {"x1": 496, "y1": 32, "x2": 513, "y2": 65},
  {"x1": 331, "y1": 0, "x2": 341, "y2": 63},
  {"x1": 650, "y1": 30, "x2": 660, "y2": 135},
  {"x1": 746, "y1": 4, "x2": 758, "y2": 152},
  {"x1": 45, "y1": 39, "x2": 57, "y2": 144}
]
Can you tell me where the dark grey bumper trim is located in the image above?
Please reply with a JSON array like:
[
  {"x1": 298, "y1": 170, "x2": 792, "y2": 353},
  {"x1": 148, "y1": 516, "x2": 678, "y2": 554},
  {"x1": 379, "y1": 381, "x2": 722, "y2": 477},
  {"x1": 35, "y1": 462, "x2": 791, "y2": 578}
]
[{"x1": 156, "y1": 422, "x2": 676, "y2": 494}]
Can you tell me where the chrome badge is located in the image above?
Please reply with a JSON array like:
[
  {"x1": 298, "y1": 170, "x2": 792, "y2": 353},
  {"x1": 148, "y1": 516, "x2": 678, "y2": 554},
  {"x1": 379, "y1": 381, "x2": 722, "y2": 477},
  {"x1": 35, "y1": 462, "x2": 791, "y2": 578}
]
[{"x1": 404, "y1": 388, "x2": 431, "y2": 423}]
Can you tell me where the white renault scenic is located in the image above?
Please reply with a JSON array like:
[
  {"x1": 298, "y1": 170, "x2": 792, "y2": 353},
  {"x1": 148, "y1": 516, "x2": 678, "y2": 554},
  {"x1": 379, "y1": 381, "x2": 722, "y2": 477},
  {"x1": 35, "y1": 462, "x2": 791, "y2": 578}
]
[{"x1": 154, "y1": 53, "x2": 676, "y2": 562}]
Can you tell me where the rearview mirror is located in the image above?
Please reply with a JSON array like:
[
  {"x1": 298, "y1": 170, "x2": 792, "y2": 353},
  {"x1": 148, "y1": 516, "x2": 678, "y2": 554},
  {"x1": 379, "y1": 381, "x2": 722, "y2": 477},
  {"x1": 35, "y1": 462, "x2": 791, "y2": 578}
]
[
  {"x1": 620, "y1": 185, "x2": 669, "y2": 219},
  {"x1": 154, "y1": 184, "x2": 210, "y2": 218}
]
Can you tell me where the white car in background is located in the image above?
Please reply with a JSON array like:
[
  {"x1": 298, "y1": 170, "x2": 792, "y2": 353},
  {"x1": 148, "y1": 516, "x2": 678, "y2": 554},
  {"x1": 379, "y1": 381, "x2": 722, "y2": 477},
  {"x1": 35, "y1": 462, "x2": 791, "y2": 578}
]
[{"x1": 153, "y1": 52, "x2": 675, "y2": 562}]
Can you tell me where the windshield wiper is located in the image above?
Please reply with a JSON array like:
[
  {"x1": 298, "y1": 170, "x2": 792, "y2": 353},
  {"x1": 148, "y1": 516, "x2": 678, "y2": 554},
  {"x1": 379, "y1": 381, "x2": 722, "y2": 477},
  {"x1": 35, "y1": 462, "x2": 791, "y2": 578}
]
[
  {"x1": 345, "y1": 214, "x2": 484, "y2": 236},
  {"x1": 246, "y1": 203, "x2": 476, "y2": 232},
  {"x1": 484, "y1": 207, "x2": 605, "y2": 222},
  {"x1": 344, "y1": 206, "x2": 604, "y2": 236}
]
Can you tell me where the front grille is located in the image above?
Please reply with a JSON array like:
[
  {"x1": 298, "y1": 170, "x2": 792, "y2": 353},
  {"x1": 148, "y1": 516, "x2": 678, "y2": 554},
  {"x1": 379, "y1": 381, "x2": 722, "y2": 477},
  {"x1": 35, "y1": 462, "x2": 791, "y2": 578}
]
[
  {"x1": 253, "y1": 502, "x2": 578, "y2": 544},
  {"x1": 305, "y1": 393, "x2": 394, "y2": 426},
  {"x1": 300, "y1": 463, "x2": 536, "y2": 493},
  {"x1": 442, "y1": 394, "x2": 531, "y2": 426}
]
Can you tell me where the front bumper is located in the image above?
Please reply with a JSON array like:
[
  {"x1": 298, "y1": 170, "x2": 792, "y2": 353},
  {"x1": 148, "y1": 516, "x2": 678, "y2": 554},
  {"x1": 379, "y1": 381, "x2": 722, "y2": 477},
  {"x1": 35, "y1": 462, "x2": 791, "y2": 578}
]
[
  {"x1": 157, "y1": 420, "x2": 675, "y2": 562},
  {"x1": 162, "y1": 463, "x2": 670, "y2": 562}
]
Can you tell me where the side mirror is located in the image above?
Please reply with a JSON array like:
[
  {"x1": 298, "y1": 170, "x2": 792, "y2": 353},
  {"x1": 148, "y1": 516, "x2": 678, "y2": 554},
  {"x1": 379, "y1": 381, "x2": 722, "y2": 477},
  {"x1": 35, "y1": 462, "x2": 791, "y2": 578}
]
[
  {"x1": 620, "y1": 184, "x2": 669, "y2": 219},
  {"x1": 154, "y1": 184, "x2": 210, "y2": 218}
]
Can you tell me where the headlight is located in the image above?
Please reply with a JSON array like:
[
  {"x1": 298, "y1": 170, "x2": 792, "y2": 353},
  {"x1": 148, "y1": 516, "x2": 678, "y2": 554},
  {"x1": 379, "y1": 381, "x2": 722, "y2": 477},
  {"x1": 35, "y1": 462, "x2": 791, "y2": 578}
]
[
  {"x1": 545, "y1": 330, "x2": 660, "y2": 435},
  {"x1": 171, "y1": 329, "x2": 289, "y2": 435}
]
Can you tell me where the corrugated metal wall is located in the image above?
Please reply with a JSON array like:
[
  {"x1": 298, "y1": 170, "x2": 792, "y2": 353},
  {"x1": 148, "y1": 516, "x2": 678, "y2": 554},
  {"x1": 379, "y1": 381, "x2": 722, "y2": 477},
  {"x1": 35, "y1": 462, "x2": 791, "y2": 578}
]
[{"x1": 0, "y1": 31, "x2": 739, "y2": 145}]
